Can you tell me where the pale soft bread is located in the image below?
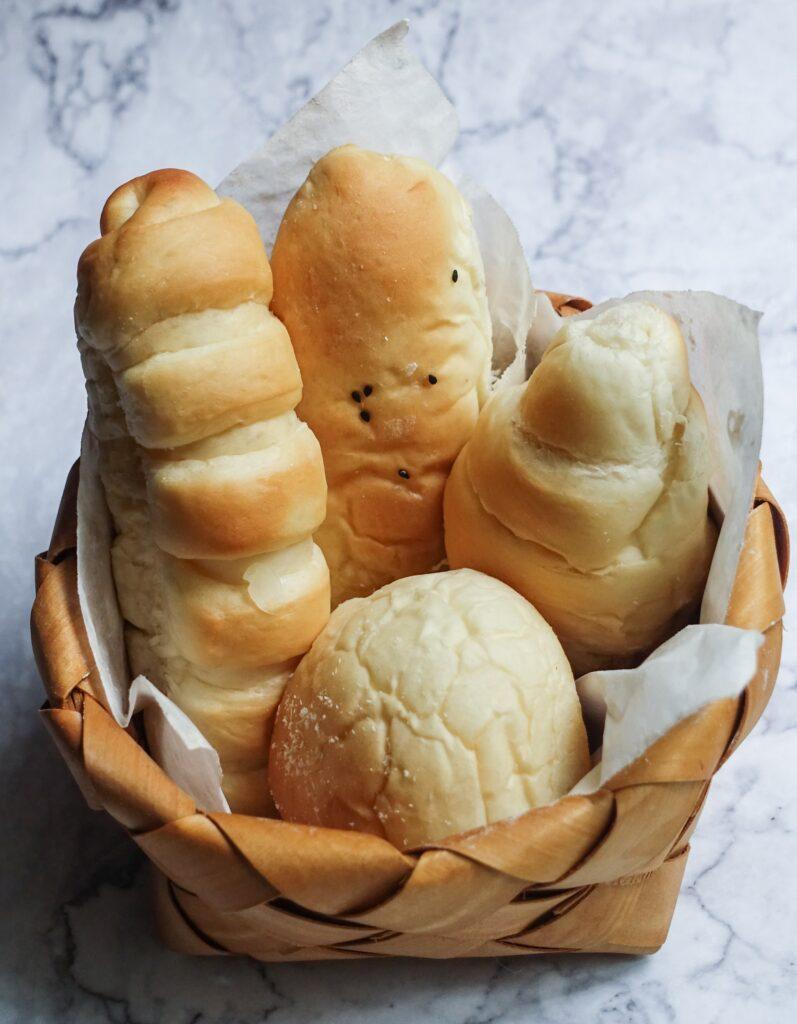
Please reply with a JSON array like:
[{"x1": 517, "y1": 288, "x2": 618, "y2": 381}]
[
  {"x1": 271, "y1": 145, "x2": 492, "y2": 607},
  {"x1": 76, "y1": 169, "x2": 331, "y2": 814},
  {"x1": 444, "y1": 302, "x2": 717, "y2": 676},
  {"x1": 269, "y1": 569, "x2": 590, "y2": 849},
  {"x1": 126, "y1": 627, "x2": 291, "y2": 816}
]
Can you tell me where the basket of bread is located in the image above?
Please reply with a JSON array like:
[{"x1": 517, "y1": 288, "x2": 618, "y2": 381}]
[{"x1": 31, "y1": 25, "x2": 788, "y2": 960}]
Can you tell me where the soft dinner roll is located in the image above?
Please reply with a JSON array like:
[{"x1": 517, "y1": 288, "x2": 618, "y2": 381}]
[
  {"x1": 76, "y1": 169, "x2": 331, "y2": 814},
  {"x1": 269, "y1": 569, "x2": 590, "y2": 849},
  {"x1": 271, "y1": 145, "x2": 492, "y2": 607},
  {"x1": 444, "y1": 301, "x2": 717, "y2": 676}
]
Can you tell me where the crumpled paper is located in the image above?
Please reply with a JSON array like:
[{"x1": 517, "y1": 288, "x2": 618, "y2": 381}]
[
  {"x1": 75, "y1": 22, "x2": 765, "y2": 813},
  {"x1": 219, "y1": 21, "x2": 458, "y2": 253},
  {"x1": 577, "y1": 624, "x2": 764, "y2": 785},
  {"x1": 218, "y1": 21, "x2": 538, "y2": 385}
]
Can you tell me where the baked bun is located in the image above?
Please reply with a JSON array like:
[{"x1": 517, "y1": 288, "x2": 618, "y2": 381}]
[
  {"x1": 271, "y1": 145, "x2": 492, "y2": 607},
  {"x1": 269, "y1": 569, "x2": 590, "y2": 849},
  {"x1": 76, "y1": 169, "x2": 331, "y2": 813},
  {"x1": 444, "y1": 301, "x2": 717, "y2": 676}
]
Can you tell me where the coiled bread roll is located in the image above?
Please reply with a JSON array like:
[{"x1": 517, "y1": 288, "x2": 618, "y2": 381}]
[
  {"x1": 76, "y1": 170, "x2": 330, "y2": 814},
  {"x1": 444, "y1": 302, "x2": 717, "y2": 676},
  {"x1": 271, "y1": 145, "x2": 492, "y2": 606},
  {"x1": 269, "y1": 570, "x2": 590, "y2": 849}
]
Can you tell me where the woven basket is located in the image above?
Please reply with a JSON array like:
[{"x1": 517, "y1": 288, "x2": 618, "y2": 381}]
[{"x1": 31, "y1": 294, "x2": 789, "y2": 961}]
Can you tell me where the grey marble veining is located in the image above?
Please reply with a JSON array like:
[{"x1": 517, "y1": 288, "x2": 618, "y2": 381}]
[{"x1": 1, "y1": 1, "x2": 796, "y2": 1021}]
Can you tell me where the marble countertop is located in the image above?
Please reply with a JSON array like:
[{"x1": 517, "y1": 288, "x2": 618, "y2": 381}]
[{"x1": 2, "y1": 1, "x2": 795, "y2": 1021}]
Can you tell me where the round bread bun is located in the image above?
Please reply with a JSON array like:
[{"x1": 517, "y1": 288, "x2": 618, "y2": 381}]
[{"x1": 269, "y1": 569, "x2": 590, "y2": 849}]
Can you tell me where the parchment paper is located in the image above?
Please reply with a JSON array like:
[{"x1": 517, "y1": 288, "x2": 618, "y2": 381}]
[
  {"x1": 218, "y1": 21, "x2": 537, "y2": 385},
  {"x1": 576, "y1": 625, "x2": 763, "y2": 785},
  {"x1": 219, "y1": 21, "x2": 458, "y2": 253},
  {"x1": 74, "y1": 23, "x2": 766, "y2": 812}
]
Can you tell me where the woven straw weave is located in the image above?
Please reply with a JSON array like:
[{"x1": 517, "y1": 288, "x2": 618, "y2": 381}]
[{"x1": 31, "y1": 295, "x2": 789, "y2": 961}]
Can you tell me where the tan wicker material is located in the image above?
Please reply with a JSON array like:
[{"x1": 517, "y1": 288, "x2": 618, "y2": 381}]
[{"x1": 31, "y1": 294, "x2": 789, "y2": 960}]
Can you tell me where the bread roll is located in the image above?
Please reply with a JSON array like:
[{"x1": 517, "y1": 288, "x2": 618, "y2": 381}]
[
  {"x1": 270, "y1": 145, "x2": 492, "y2": 606},
  {"x1": 444, "y1": 301, "x2": 717, "y2": 676},
  {"x1": 76, "y1": 169, "x2": 331, "y2": 814},
  {"x1": 269, "y1": 569, "x2": 590, "y2": 849}
]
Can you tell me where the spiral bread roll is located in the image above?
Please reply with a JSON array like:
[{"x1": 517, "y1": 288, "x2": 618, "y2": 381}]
[
  {"x1": 271, "y1": 145, "x2": 492, "y2": 607},
  {"x1": 75, "y1": 169, "x2": 330, "y2": 814},
  {"x1": 269, "y1": 570, "x2": 590, "y2": 849},
  {"x1": 444, "y1": 302, "x2": 718, "y2": 676}
]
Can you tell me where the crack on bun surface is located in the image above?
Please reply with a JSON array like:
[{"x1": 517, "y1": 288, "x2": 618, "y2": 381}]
[{"x1": 269, "y1": 569, "x2": 590, "y2": 850}]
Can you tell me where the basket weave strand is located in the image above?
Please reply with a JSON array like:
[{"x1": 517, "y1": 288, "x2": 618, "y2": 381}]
[{"x1": 31, "y1": 294, "x2": 789, "y2": 961}]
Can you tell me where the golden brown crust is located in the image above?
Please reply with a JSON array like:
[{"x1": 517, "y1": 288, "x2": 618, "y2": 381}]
[
  {"x1": 116, "y1": 316, "x2": 302, "y2": 450},
  {"x1": 100, "y1": 168, "x2": 216, "y2": 233},
  {"x1": 271, "y1": 145, "x2": 491, "y2": 605},
  {"x1": 145, "y1": 422, "x2": 327, "y2": 560},
  {"x1": 76, "y1": 169, "x2": 331, "y2": 813},
  {"x1": 79, "y1": 175, "x2": 273, "y2": 354}
]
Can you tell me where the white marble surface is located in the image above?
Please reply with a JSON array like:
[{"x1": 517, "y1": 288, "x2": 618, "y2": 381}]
[{"x1": 1, "y1": 1, "x2": 796, "y2": 1021}]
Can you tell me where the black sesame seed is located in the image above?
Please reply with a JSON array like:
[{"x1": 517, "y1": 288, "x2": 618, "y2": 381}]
[
  {"x1": 398, "y1": 469, "x2": 410, "y2": 479},
  {"x1": 363, "y1": 384, "x2": 373, "y2": 396},
  {"x1": 452, "y1": 269, "x2": 458, "y2": 282},
  {"x1": 428, "y1": 374, "x2": 438, "y2": 385},
  {"x1": 360, "y1": 409, "x2": 371, "y2": 423},
  {"x1": 351, "y1": 390, "x2": 361, "y2": 403}
]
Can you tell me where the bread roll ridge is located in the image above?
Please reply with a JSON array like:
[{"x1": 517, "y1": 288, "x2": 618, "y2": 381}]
[
  {"x1": 271, "y1": 145, "x2": 492, "y2": 606},
  {"x1": 444, "y1": 301, "x2": 718, "y2": 676},
  {"x1": 76, "y1": 169, "x2": 331, "y2": 814}
]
